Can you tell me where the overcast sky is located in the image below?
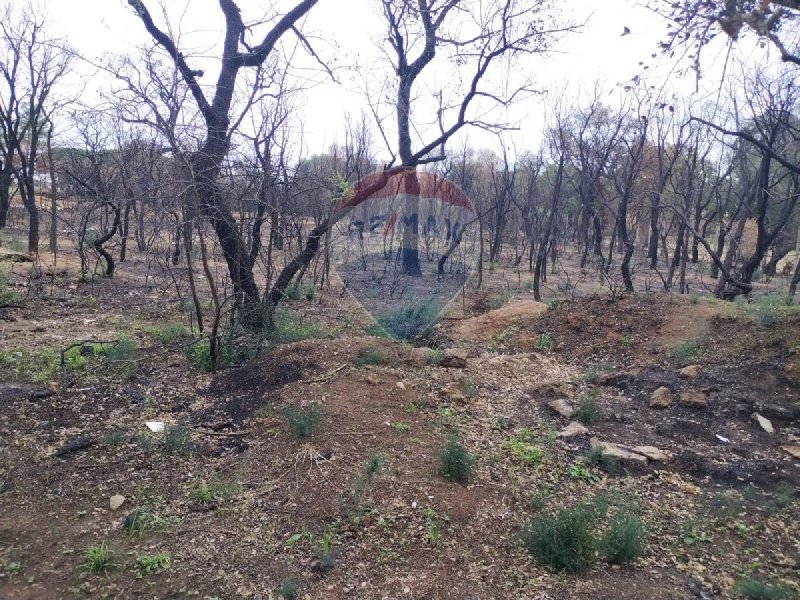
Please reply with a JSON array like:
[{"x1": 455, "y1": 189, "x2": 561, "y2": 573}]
[{"x1": 40, "y1": 0, "x2": 771, "y2": 158}]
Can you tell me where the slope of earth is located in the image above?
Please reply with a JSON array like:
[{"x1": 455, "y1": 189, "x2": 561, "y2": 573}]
[{"x1": 0, "y1": 288, "x2": 798, "y2": 599}]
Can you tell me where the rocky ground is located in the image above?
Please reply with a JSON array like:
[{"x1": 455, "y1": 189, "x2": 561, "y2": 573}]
[{"x1": 0, "y1": 261, "x2": 799, "y2": 599}]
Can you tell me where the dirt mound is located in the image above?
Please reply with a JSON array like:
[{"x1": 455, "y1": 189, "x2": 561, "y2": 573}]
[{"x1": 449, "y1": 297, "x2": 547, "y2": 341}]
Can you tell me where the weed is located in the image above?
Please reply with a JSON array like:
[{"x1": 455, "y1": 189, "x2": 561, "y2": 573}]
[
  {"x1": 533, "y1": 333, "x2": 553, "y2": 351},
  {"x1": 620, "y1": 332, "x2": 633, "y2": 346},
  {"x1": 0, "y1": 267, "x2": 19, "y2": 304},
  {"x1": 283, "y1": 403, "x2": 323, "y2": 441},
  {"x1": 99, "y1": 335, "x2": 139, "y2": 379},
  {"x1": 521, "y1": 499, "x2": 604, "y2": 573},
  {"x1": 765, "y1": 482, "x2": 795, "y2": 515},
  {"x1": 1, "y1": 560, "x2": 21, "y2": 576},
  {"x1": 82, "y1": 541, "x2": 114, "y2": 573},
  {"x1": 573, "y1": 393, "x2": 601, "y2": 425},
  {"x1": 124, "y1": 508, "x2": 153, "y2": 537},
  {"x1": 365, "y1": 452, "x2": 385, "y2": 478},
  {"x1": 317, "y1": 525, "x2": 337, "y2": 571},
  {"x1": 354, "y1": 346, "x2": 388, "y2": 366},
  {"x1": 189, "y1": 474, "x2": 242, "y2": 506},
  {"x1": 280, "y1": 579, "x2": 300, "y2": 599},
  {"x1": 568, "y1": 463, "x2": 599, "y2": 484},
  {"x1": 267, "y1": 307, "x2": 325, "y2": 343},
  {"x1": 338, "y1": 476, "x2": 368, "y2": 525},
  {"x1": 439, "y1": 433, "x2": 475, "y2": 484},
  {"x1": 144, "y1": 322, "x2": 191, "y2": 344},
  {"x1": 103, "y1": 429, "x2": 126, "y2": 448},
  {"x1": 163, "y1": 424, "x2": 194, "y2": 455},
  {"x1": 672, "y1": 339, "x2": 702, "y2": 364},
  {"x1": 736, "y1": 576, "x2": 794, "y2": 600},
  {"x1": 527, "y1": 490, "x2": 549, "y2": 512},
  {"x1": 423, "y1": 508, "x2": 447, "y2": 546},
  {"x1": 506, "y1": 429, "x2": 543, "y2": 466},
  {"x1": 376, "y1": 299, "x2": 441, "y2": 340},
  {"x1": 488, "y1": 289, "x2": 511, "y2": 309},
  {"x1": 494, "y1": 326, "x2": 518, "y2": 343},
  {"x1": 601, "y1": 506, "x2": 646, "y2": 564},
  {"x1": 135, "y1": 552, "x2": 170, "y2": 576},
  {"x1": 190, "y1": 481, "x2": 214, "y2": 505},
  {"x1": 286, "y1": 281, "x2": 316, "y2": 302},
  {"x1": 393, "y1": 422, "x2": 411, "y2": 433},
  {"x1": 135, "y1": 432, "x2": 153, "y2": 452},
  {"x1": 427, "y1": 348, "x2": 445, "y2": 365}
]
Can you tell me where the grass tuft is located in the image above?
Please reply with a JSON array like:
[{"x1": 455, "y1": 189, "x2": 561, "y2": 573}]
[{"x1": 439, "y1": 433, "x2": 475, "y2": 484}]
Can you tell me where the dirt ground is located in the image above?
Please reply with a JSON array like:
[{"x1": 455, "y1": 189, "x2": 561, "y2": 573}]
[{"x1": 0, "y1": 235, "x2": 799, "y2": 599}]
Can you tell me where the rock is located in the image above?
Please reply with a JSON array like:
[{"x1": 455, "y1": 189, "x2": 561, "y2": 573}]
[
  {"x1": 631, "y1": 445, "x2": 670, "y2": 461},
  {"x1": 752, "y1": 413, "x2": 774, "y2": 433},
  {"x1": 559, "y1": 422, "x2": 589, "y2": 438},
  {"x1": 650, "y1": 386, "x2": 672, "y2": 409},
  {"x1": 440, "y1": 349, "x2": 468, "y2": 369},
  {"x1": 589, "y1": 438, "x2": 647, "y2": 465},
  {"x1": 54, "y1": 435, "x2": 94, "y2": 457},
  {"x1": 679, "y1": 365, "x2": 701, "y2": 379},
  {"x1": 548, "y1": 398, "x2": 575, "y2": 418},
  {"x1": 110, "y1": 494, "x2": 126, "y2": 510},
  {"x1": 679, "y1": 391, "x2": 708, "y2": 408},
  {"x1": 408, "y1": 347, "x2": 434, "y2": 366},
  {"x1": 396, "y1": 381, "x2": 406, "y2": 390},
  {"x1": 781, "y1": 445, "x2": 800, "y2": 459},
  {"x1": 439, "y1": 383, "x2": 465, "y2": 402},
  {"x1": 366, "y1": 375, "x2": 381, "y2": 386}
]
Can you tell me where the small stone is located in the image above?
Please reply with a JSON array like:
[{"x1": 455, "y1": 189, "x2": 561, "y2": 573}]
[
  {"x1": 589, "y1": 438, "x2": 647, "y2": 464},
  {"x1": 631, "y1": 446, "x2": 670, "y2": 461},
  {"x1": 439, "y1": 384, "x2": 465, "y2": 402},
  {"x1": 679, "y1": 365, "x2": 701, "y2": 379},
  {"x1": 559, "y1": 422, "x2": 589, "y2": 438},
  {"x1": 650, "y1": 386, "x2": 672, "y2": 408},
  {"x1": 366, "y1": 375, "x2": 381, "y2": 385},
  {"x1": 396, "y1": 381, "x2": 406, "y2": 390},
  {"x1": 548, "y1": 398, "x2": 575, "y2": 418},
  {"x1": 110, "y1": 494, "x2": 125, "y2": 510},
  {"x1": 679, "y1": 391, "x2": 708, "y2": 408},
  {"x1": 753, "y1": 413, "x2": 774, "y2": 433},
  {"x1": 440, "y1": 349, "x2": 468, "y2": 369},
  {"x1": 781, "y1": 445, "x2": 800, "y2": 459}
]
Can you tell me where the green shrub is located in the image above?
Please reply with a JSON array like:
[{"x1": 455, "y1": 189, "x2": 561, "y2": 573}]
[
  {"x1": 587, "y1": 446, "x2": 620, "y2": 474},
  {"x1": 0, "y1": 267, "x2": 19, "y2": 304},
  {"x1": 354, "y1": 346, "x2": 388, "y2": 366},
  {"x1": 124, "y1": 508, "x2": 153, "y2": 537},
  {"x1": 103, "y1": 429, "x2": 126, "y2": 448},
  {"x1": 283, "y1": 403, "x2": 323, "y2": 441},
  {"x1": 365, "y1": 452, "x2": 385, "y2": 478},
  {"x1": 376, "y1": 299, "x2": 441, "y2": 340},
  {"x1": 736, "y1": 577, "x2": 794, "y2": 600},
  {"x1": 488, "y1": 289, "x2": 511, "y2": 310},
  {"x1": 82, "y1": 541, "x2": 114, "y2": 573},
  {"x1": 185, "y1": 337, "x2": 238, "y2": 372},
  {"x1": 574, "y1": 393, "x2": 601, "y2": 425},
  {"x1": 521, "y1": 500, "x2": 603, "y2": 573},
  {"x1": 672, "y1": 339, "x2": 701, "y2": 364},
  {"x1": 163, "y1": 424, "x2": 194, "y2": 455},
  {"x1": 439, "y1": 434, "x2": 475, "y2": 484},
  {"x1": 750, "y1": 294, "x2": 790, "y2": 329},
  {"x1": 99, "y1": 335, "x2": 139, "y2": 379},
  {"x1": 280, "y1": 579, "x2": 300, "y2": 599},
  {"x1": 601, "y1": 507, "x2": 646, "y2": 564},
  {"x1": 286, "y1": 281, "x2": 316, "y2": 302}
]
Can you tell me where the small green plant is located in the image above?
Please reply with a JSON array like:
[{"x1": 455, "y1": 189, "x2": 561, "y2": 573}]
[
  {"x1": 103, "y1": 429, "x2": 126, "y2": 448},
  {"x1": 280, "y1": 579, "x2": 300, "y2": 599},
  {"x1": 488, "y1": 288, "x2": 511, "y2": 309},
  {"x1": 494, "y1": 326, "x2": 518, "y2": 343},
  {"x1": 439, "y1": 433, "x2": 475, "y2": 484},
  {"x1": 765, "y1": 482, "x2": 795, "y2": 515},
  {"x1": 506, "y1": 429, "x2": 543, "y2": 466},
  {"x1": 568, "y1": 462, "x2": 599, "y2": 484},
  {"x1": 163, "y1": 424, "x2": 194, "y2": 455},
  {"x1": 376, "y1": 299, "x2": 441, "y2": 340},
  {"x1": 135, "y1": 551, "x2": 171, "y2": 576},
  {"x1": 99, "y1": 335, "x2": 139, "y2": 379},
  {"x1": 338, "y1": 476, "x2": 368, "y2": 526},
  {"x1": 520, "y1": 500, "x2": 604, "y2": 573},
  {"x1": 620, "y1": 332, "x2": 633, "y2": 346},
  {"x1": 365, "y1": 322, "x2": 392, "y2": 338},
  {"x1": 190, "y1": 481, "x2": 214, "y2": 505},
  {"x1": 601, "y1": 506, "x2": 646, "y2": 565},
  {"x1": 286, "y1": 281, "x2": 316, "y2": 302},
  {"x1": 354, "y1": 346, "x2": 388, "y2": 366},
  {"x1": 736, "y1": 577, "x2": 794, "y2": 600},
  {"x1": 573, "y1": 393, "x2": 601, "y2": 425},
  {"x1": 317, "y1": 525, "x2": 337, "y2": 571},
  {"x1": 1, "y1": 560, "x2": 21, "y2": 576},
  {"x1": 189, "y1": 474, "x2": 241, "y2": 505},
  {"x1": 393, "y1": 422, "x2": 411, "y2": 433},
  {"x1": 124, "y1": 508, "x2": 153, "y2": 537},
  {"x1": 283, "y1": 403, "x2": 323, "y2": 441},
  {"x1": 426, "y1": 348, "x2": 445, "y2": 365},
  {"x1": 365, "y1": 452, "x2": 385, "y2": 478},
  {"x1": 534, "y1": 333, "x2": 553, "y2": 351},
  {"x1": 267, "y1": 307, "x2": 325, "y2": 343},
  {"x1": 423, "y1": 507, "x2": 447, "y2": 545},
  {"x1": 672, "y1": 339, "x2": 701, "y2": 364},
  {"x1": 144, "y1": 322, "x2": 191, "y2": 344},
  {"x1": 82, "y1": 541, "x2": 114, "y2": 573}
]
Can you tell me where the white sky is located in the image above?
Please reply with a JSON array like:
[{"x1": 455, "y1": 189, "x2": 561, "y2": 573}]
[{"x1": 40, "y1": 0, "x2": 773, "y2": 158}]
